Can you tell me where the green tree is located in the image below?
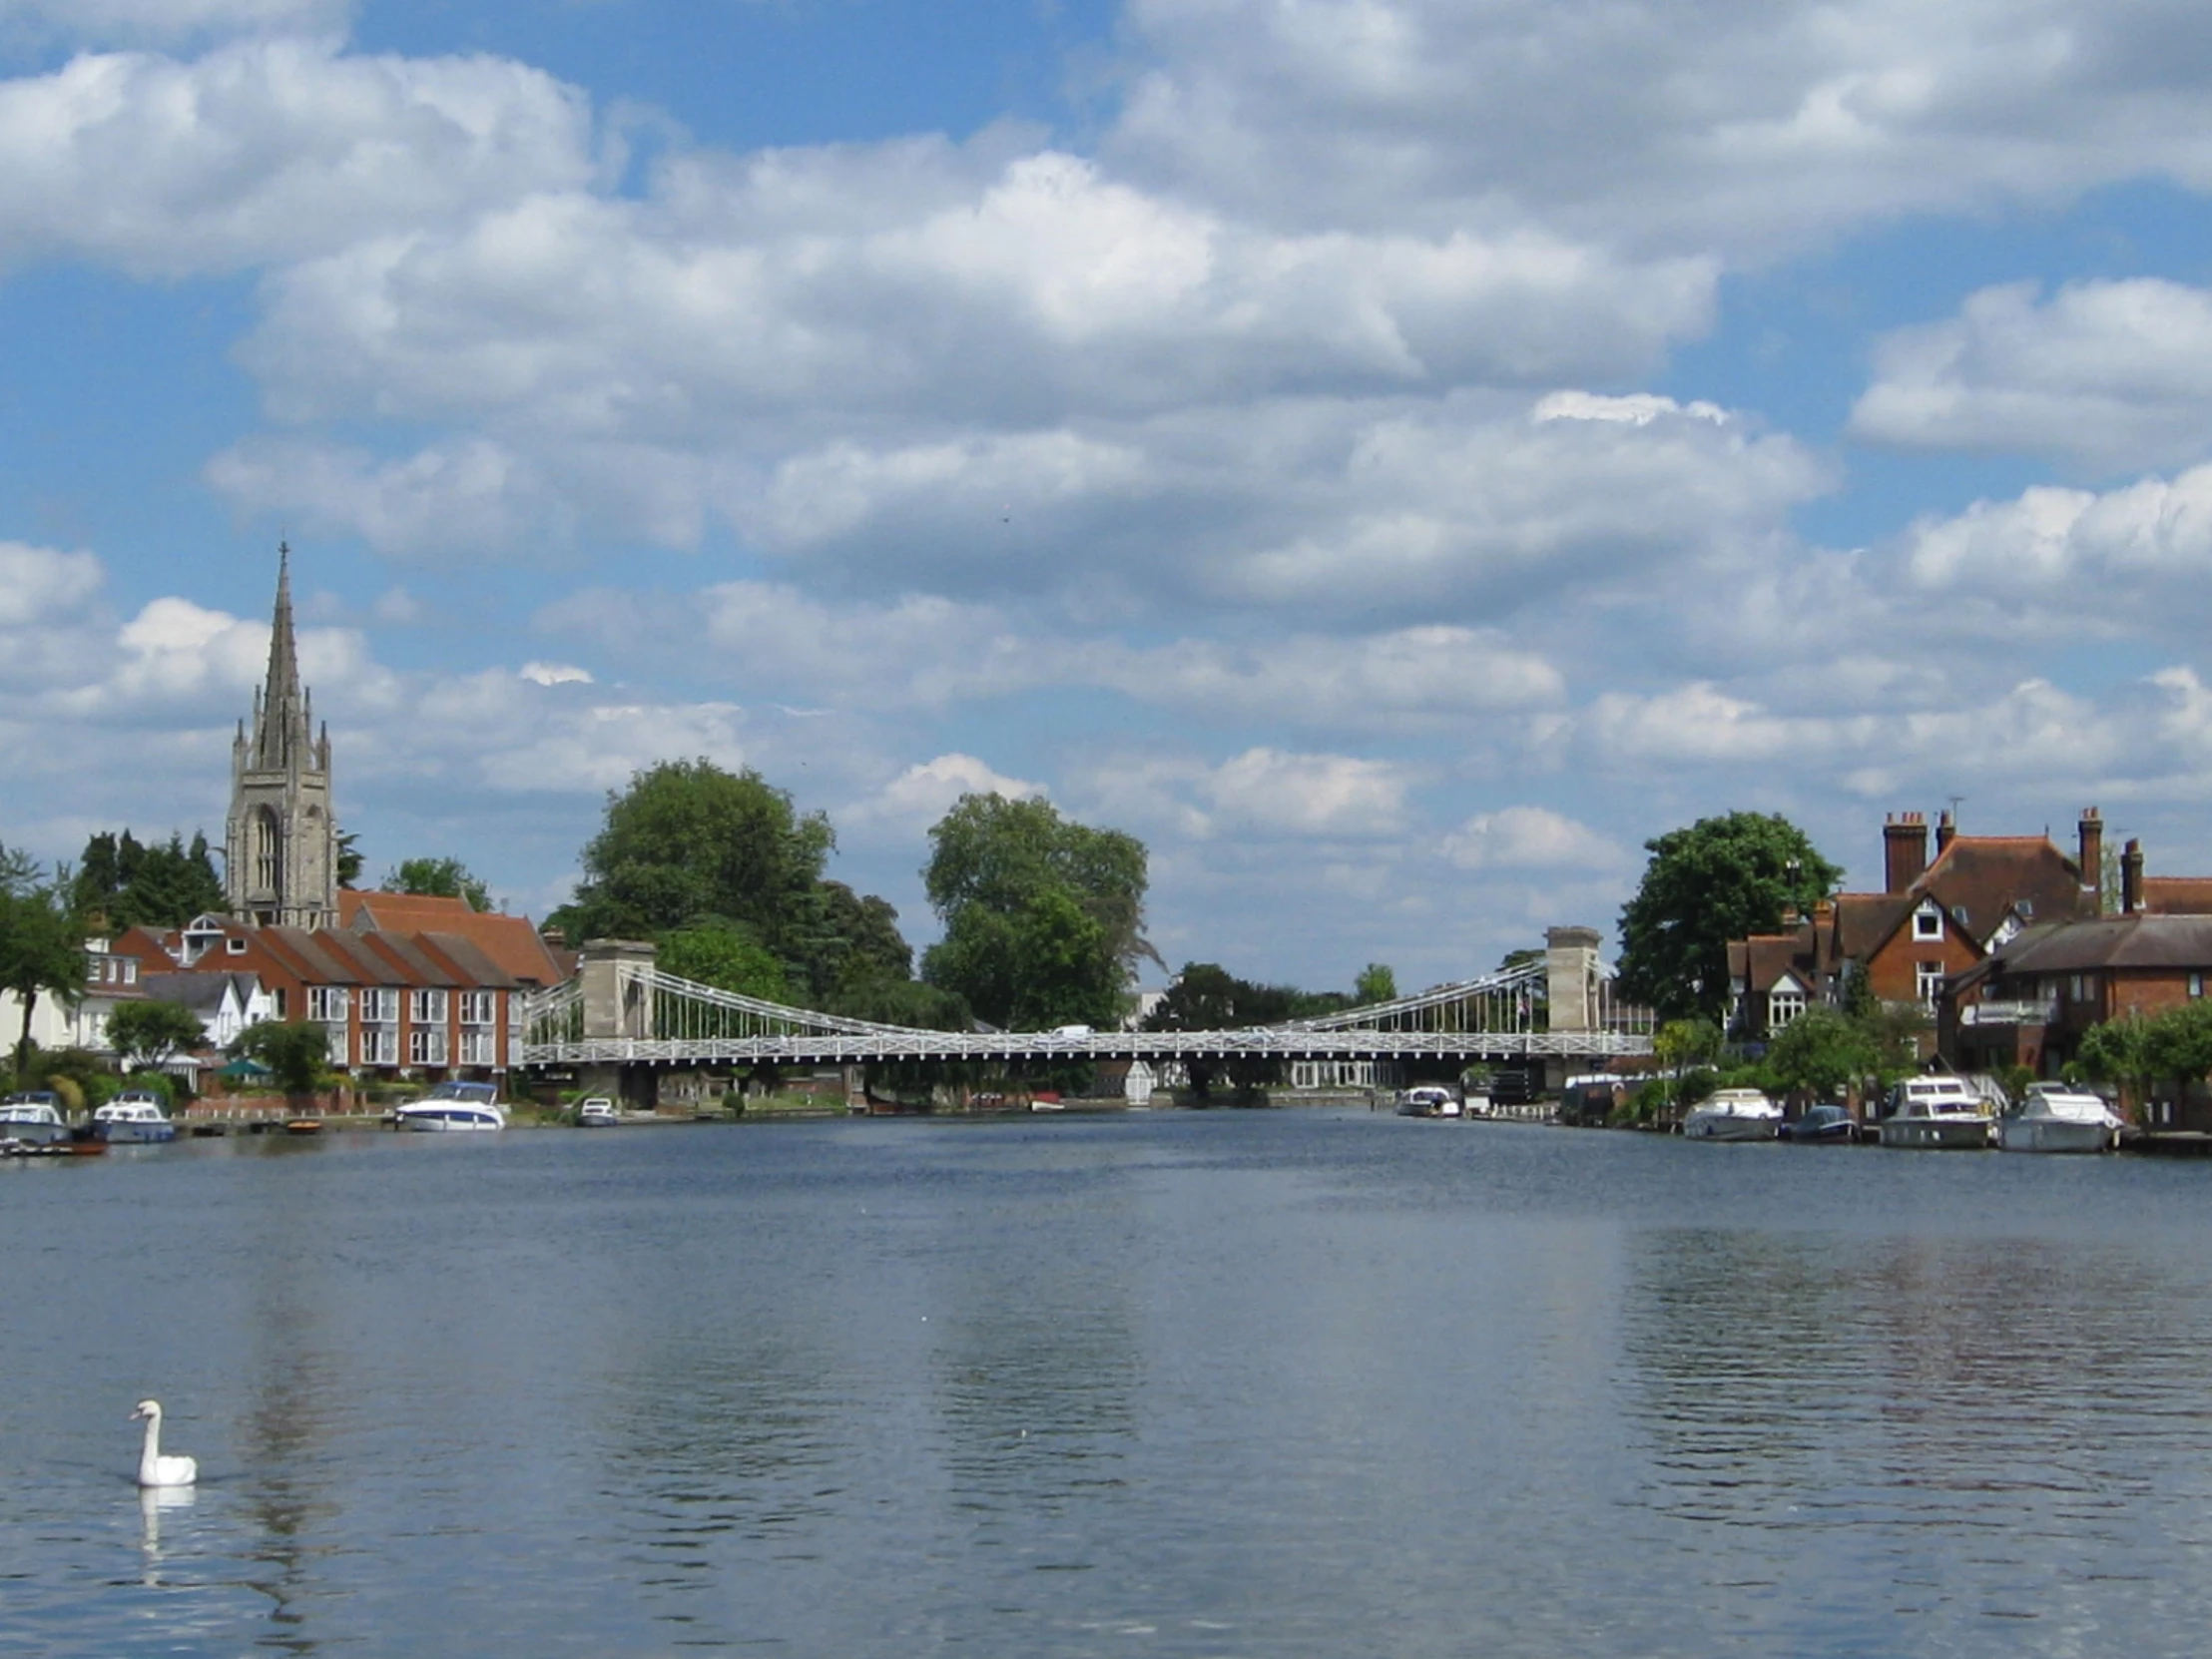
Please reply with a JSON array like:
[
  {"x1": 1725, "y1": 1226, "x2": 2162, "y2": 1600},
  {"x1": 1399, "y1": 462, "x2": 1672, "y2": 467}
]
[
  {"x1": 1354, "y1": 963, "x2": 1396, "y2": 1005},
  {"x1": 660, "y1": 924, "x2": 791, "y2": 1002},
  {"x1": 72, "y1": 830, "x2": 225, "y2": 928},
  {"x1": 233, "y1": 1019, "x2": 329, "y2": 1098},
  {"x1": 550, "y1": 760, "x2": 881, "y2": 993},
  {"x1": 2077, "y1": 1011, "x2": 2156, "y2": 1107},
  {"x1": 0, "y1": 849, "x2": 85, "y2": 1085},
  {"x1": 2144, "y1": 999, "x2": 2212, "y2": 1092},
  {"x1": 1654, "y1": 1017, "x2": 1723, "y2": 1076},
  {"x1": 1765, "y1": 1006, "x2": 1873, "y2": 1100},
  {"x1": 386, "y1": 856, "x2": 494, "y2": 912},
  {"x1": 920, "y1": 794, "x2": 1153, "y2": 1028},
  {"x1": 787, "y1": 879, "x2": 912, "y2": 1002},
  {"x1": 1617, "y1": 812, "x2": 1844, "y2": 1021},
  {"x1": 335, "y1": 830, "x2": 364, "y2": 888},
  {"x1": 106, "y1": 999, "x2": 208, "y2": 1071}
]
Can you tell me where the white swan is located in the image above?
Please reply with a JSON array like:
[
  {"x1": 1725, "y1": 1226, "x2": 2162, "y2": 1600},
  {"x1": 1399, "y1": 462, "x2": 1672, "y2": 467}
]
[{"x1": 129, "y1": 1399, "x2": 197, "y2": 1488}]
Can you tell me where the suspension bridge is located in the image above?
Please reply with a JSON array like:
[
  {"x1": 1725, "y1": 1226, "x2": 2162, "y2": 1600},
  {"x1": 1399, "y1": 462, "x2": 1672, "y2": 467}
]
[{"x1": 514, "y1": 927, "x2": 1654, "y2": 1076}]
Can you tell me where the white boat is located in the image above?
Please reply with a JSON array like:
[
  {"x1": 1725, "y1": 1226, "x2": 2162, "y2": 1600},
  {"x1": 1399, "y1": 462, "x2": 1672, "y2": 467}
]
[
  {"x1": 0, "y1": 1092, "x2": 71, "y2": 1147},
  {"x1": 1995, "y1": 1083, "x2": 2120, "y2": 1154},
  {"x1": 1396, "y1": 1086, "x2": 1462, "y2": 1118},
  {"x1": 1682, "y1": 1088, "x2": 1783, "y2": 1141},
  {"x1": 1878, "y1": 1077, "x2": 1992, "y2": 1149},
  {"x1": 576, "y1": 1097, "x2": 619, "y2": 1128},
  {"x1": 93, "y1": 1094, "x2": 177, "y2": 1144},
  {"x1": 394, "y1": 1082, "x2": 505, "y2": 1133}
]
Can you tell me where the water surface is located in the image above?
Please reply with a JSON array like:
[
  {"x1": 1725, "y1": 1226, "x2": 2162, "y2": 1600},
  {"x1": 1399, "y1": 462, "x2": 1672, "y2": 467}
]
[{"x1": 5, "y1": 1111, "x2": 2211, "y2": 1655}]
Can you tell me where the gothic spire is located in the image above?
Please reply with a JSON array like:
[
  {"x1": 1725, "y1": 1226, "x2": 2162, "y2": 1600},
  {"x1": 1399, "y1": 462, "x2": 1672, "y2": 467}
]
[{"x1": 254, "y1": 541, "x2": 305, "y2": 771}]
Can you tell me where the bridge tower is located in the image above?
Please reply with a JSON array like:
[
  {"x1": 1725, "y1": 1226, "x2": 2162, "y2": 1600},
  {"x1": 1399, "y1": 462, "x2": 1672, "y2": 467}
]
[
  {"x1": 577, "y1": 938, "x2": 656, "y2": 1104},
  {"x1": 1544, "y1": 925, "x2": 1603, "y2": 1090}
]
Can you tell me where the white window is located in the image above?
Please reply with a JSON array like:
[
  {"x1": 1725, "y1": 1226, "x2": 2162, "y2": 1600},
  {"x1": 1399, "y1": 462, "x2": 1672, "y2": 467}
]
[
  {"x1": 361, "y1": 1024, "x2": 398, "y2": 1066},
  {"x1": 1768, "y1": 987, "x2": 1806, "y2": 1028},
  {"x1": 458, "y1": 1029, "x2": 496, "y2": 1066},
  {"x1": 2069, "y1": 974, "x2": 2090, "y2": 1003},
  {"x1": 1917, "y1": 960, "x2": 1944, "y2": 1004},
  {"x1": 2192, "y1": 973, "x2": 2205, "y2": 1000},
  {"x1": 458, "y1": 990, "x2": 496, "y2": 1026},
  {"x1": 360, "y1": 988, "x2": 398, "y2": 1023},
  {"x1": 410, "y1": 988, "x2": 448, "y2": 1026},
  {"x1": 409, "y1": 1025, "x2": 449, "y2": 1066},
  {"x1": 1913, "y1": 903, "x2": 1942, "y2": 940},
  {"x1": 227, "y1": 936, "x2": 248, "y2": 955},
  {"x1": 307, "y1": 986, "x2": 349, "y2": 1022}
]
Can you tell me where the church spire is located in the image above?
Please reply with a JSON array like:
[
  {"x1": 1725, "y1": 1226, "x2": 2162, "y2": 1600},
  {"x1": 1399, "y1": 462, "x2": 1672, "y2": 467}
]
[{"x1": 255, "y1": 541, "x2": 303, "y2": 771}]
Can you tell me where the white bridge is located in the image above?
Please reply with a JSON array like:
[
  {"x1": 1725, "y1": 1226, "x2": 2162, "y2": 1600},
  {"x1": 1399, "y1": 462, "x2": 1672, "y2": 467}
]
[{"x1": 515, "y1": 928, "x2": 1653, "y2": 1072}]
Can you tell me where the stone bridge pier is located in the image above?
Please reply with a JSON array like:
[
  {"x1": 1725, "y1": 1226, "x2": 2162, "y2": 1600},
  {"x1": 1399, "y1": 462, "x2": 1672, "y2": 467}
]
[{"x1": 577, "y1": 938, "x2": 656, "y2": 1106}]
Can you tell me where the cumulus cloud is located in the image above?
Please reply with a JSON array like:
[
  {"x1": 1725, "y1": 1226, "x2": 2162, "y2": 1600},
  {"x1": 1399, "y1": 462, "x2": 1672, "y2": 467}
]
[
  {"x1": 1111, "y1": 0, "x2": 2212, "y2": 260},
  {"x1": 0, "y1": 542, "x2": 102, "y2": 627},
  {"x1": 847, "y1": 754, "x2": 1045, "y2": 835},
  {"x1": 1853, "y1": 279, "x2": 2212, "y2": 473},
  {"x1": 0, "y1": 37, "x2": 594, "y2": 278},
  {"x1": 1442, "y1": 806, "x2": 1625, "y2": 870}
]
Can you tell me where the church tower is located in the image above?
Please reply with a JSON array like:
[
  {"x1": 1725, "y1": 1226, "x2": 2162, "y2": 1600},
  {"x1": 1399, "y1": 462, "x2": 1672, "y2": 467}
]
[{"x1": 226, "y1": 545, "x2": 338, "y2": 929}]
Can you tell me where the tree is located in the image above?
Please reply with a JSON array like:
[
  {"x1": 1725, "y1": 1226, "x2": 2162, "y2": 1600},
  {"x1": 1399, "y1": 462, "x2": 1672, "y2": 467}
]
[
  {"x1": 2144, "y1": 998, "x2": 2212, "y2": 1089},
  {"x1": 0, "y1": 849, "x2": 85, "y2": 1084},
  {"x1": 920, "y1": 794, "x2": 1153, "y2": 1028},
  {"x1": 106, "y1": 999, "x2": 209, "y2": 1071},
  {"x1": 549, "y1": 760, "x2": 843, "y2": 974},
  {"x1": 72, "y1": 830, "x2": 224, "y2": 928},
  {"x1": 660, "y1": 923, "x2": 791, "y2": 1002},
  {"x1": 233, "y1": 1019, "x2": 329, "y2": 1098},
  {"x1": 386, "y1": 856, "x2": 494, "y2": 912},
  {"x1": 1617, "y1": 813, "x2": 1844, "y2": 1021},
  {"x1": 1765, "y1": 1006, "x2": 1873, "y2": 1100},
  {"x1": 1355, "y1": 963, "x2": 1397, "y2": 1005},
  {"x1": 1654, "y1": 1017, "x2": 1722, "y2": 1076},
  {"x1": 335, "y1": 830, "x2": 363, "y2": 888}
]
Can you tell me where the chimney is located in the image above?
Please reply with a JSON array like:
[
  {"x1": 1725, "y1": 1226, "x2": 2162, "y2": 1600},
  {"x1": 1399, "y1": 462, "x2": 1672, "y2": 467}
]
[
  {"x1": 1936, "y1": 809, "x2": 1956, "y2": 854},
  {"x1": 1884, "y1": 812, "x2": 1929, "y2": 894},
  {"x1": 2122, "y1": 838, "x2": 2144, "y2": 915},
  {"x1": 2078, "y1": 808, "x2": 2103, "y2": 889}
]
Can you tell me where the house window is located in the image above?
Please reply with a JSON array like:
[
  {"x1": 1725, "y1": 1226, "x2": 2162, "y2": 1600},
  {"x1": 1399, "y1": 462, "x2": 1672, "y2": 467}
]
[
  {"x1": 1914, "y1": 903, "x2": 1942, "y2": 940},
  {"x1": 227, "y1": 937, "x2": 248, "y2": 955},
  {"x1": 307, "y1": 987, "x2": 349, "y2": 1022},
  {"x1": 459, "y1": 990, "x2": 496, "y2": 1026},
  {"x1": 2069, "y1": 974, "x2": 2089, "y2": 1003},
  {"x1": 2192, "y1": 973, "x2": 2205, "y2": 1000},
  {"x1": 2017, "y1": 899, "x2": 2034, "y2": 918},
  {"x1": 410, "y1": 989, "x2": 448, "y2": 1027},
  {"x1": 360, "y1": 988, "x2": 398, "y2": 1066},
  {"x1": 1768, "y1": 987, "x2": 1807, "y2": 1028},
  {"x1": 1918, "y1": 960, "x2": 1944, "y2": 1004},
  {"x1": 458, "y1": 1028, "x2": 496, "y2": 1065},
  {"x1": 272, "y1": 987, "x2": 286, "y2": 1019},
  {"x1": 409, "y1": 1025, "x2": 449, "y2": 1066}
]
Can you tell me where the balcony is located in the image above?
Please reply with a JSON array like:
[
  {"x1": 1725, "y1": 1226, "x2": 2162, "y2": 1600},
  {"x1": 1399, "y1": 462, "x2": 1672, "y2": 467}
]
[{"x1": 1960, "y1": 998, "x2": 2058, "y2": 1027}]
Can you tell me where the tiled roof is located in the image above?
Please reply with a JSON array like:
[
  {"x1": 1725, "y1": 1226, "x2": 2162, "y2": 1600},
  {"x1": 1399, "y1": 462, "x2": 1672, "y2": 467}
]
[
  {"x1": 338, "y1": 889, "x2": 567, "y2": 985},
  {"x1": 1988, "y1": 914, "x2": 2212, "y2": 974},
  {"x1": 1911, "y1": 834, "x2": 2094, "y2": 944},
  {"x1": 2141, "y1": 877, "x2": 2212, "y2": 916}
]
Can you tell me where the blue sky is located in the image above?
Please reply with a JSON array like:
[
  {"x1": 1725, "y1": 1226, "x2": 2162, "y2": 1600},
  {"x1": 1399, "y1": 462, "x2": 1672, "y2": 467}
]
[{"x1": 7, "y1": 0, "x2": 2212, "y2": 992}]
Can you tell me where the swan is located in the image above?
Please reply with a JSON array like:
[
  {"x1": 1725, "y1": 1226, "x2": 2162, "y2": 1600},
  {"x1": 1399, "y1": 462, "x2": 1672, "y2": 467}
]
[{"x1": 129, "y1": 1399, "x2": 197, "y2": 1488}]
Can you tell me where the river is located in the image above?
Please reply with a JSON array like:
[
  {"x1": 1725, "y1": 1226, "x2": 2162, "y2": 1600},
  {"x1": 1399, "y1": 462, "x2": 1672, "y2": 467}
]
[{"x1": 6, "y1": 1109, "x2": 2212, "y2": 1656}]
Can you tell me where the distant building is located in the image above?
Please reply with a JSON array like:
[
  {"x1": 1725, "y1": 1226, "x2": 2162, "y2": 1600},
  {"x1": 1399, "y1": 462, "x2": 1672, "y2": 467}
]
[
  {"x1": 226, "y1": 544, "x2": 339, "y2": 930},
  {"x1": 1727, "y1": 808, "x2": 2103, "y2": 1042}
]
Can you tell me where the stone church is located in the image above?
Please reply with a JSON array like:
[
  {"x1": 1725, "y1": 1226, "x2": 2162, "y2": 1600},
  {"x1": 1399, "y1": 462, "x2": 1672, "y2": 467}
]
[{"x1": 225, "y1": 545, "x2": 339, "y2": 930}]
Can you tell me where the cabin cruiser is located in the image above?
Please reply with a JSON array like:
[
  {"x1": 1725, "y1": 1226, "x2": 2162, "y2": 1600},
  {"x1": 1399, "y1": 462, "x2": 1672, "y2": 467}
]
[
  {"x1": 1995, "y1": 1083, "x2": 2121, "y2": 1154},
  {"x1": 0, "y1": 1091, "x2": 71, "y2": 1146},
  {"x1": 394, "y1": 1081, "x2": 505, "y2": 1133},
  {"x1": 93, "y1": 1092, "x2": 177, "y2": 1144},
  {"x1": 1395, "y1": 1085, "x2": 1462, "y2": 1118},
  {"x1": 576, "y1": 1097, "x2": 619, "y2": 1128},
  {"x1": 1682, "y1": 1088, "x2": 1783, "y2": 1140},
  {"x1": 1878, "y1": 1077, "x2": 1992, "y2": 1149}
]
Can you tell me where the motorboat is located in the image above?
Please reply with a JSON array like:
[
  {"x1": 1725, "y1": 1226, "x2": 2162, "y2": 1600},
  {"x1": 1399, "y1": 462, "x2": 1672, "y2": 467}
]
[
  {"x1": 394, "y1": 1081, "x2": 505, "y2": 1133},
  {"x1": 1995, "y1": 1083, "x2": 2120, "y2": 1154},
  {"x1": 0, "y1": 1091, "x2": 71, "y2": 1147},
  {"x1": 576, "y1": 1097, "x2": 619, "y2": 1127},
  {"x1": 1396, "y1": 1086, "x2": 1462, "y2": 1118},
  {"x1": 93, "y1": 1093, "x2": 177, "y2": 1144},
  {"x1": 1682, "y1": 1088, "x2": 1783, "y2": 1140},
  {"x1": 1778, "y1": 1103, "x2": 1859, "y2": 1143},
  {"x1": 1878, "y1": 1077, "x2": 1992, "y2": 1149}
]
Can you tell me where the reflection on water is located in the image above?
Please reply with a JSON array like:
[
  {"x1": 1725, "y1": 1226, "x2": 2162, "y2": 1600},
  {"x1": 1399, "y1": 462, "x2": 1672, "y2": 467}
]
[{"x1": 10, "y1": 1117, "x2": 2212, "y2": 1655}]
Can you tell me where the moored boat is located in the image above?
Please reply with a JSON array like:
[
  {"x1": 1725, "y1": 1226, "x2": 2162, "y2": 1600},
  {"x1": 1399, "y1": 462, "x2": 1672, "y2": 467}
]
[
  {"x1": 93, "y1": 1092, "x2": 177, "y2": 1144},
  {"x1": 0, "y1": 1091, "x2": 71, "y2": 1147},
  {"x1": 394, "y1": 1081, "x2": 505, "y2": 1133},
  {"x1": 1878, "y1": 1077, "x2": 1992, "y2": 1149},
  {"x1": 1395, "y1": 1086, "x2": 1461, "y2": 1118},
  {"x1": 1682, "y1": 1088, "x2": 1783, "y2": 1141},
  {"x1": 1995, "y1": 1083, "x2": 2120, "y2": 1154}
]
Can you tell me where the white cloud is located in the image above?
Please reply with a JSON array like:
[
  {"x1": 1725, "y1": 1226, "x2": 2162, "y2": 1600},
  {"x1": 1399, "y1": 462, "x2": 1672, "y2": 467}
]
[
  {"x1": 0, "y1": 0, "x2": 347, "y2": 45},
  {"x1": 1442, "y1": 806, "x2": 1624, "y2": 870},
  {"x1": 518, "y1": 661, "x2": 592, "y2": 687},
  {"x1": 0, "y1": 542, "x2": 102, "y2": 627},
  {"x1": 1853, "y1": 279, "x2": 2212, "y2": 473},
  {"x1": 0, "y1": 37, "x2": 593, "y2": 278},
  {"x1": 850, "y1": 754, "x2": 1045, "y2": 835}
]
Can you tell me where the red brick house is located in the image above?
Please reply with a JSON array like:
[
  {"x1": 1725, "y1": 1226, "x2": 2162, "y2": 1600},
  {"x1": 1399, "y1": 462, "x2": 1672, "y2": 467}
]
[{"x1": 1727, "y1": 808, "x2": 2103, "y2": 1042}]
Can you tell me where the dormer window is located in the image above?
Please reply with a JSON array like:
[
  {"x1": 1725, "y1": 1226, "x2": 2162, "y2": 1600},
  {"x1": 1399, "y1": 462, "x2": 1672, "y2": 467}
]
[
  {"x1": 1913, "y1": 902, "x2": 1942, "y2": 940},
  {"x1": 2016, "y1": 899, "x2": 2033, "y2": 918},
  {"x1": 227, "y1": 937, "x2": 248, "y2": 955}
]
